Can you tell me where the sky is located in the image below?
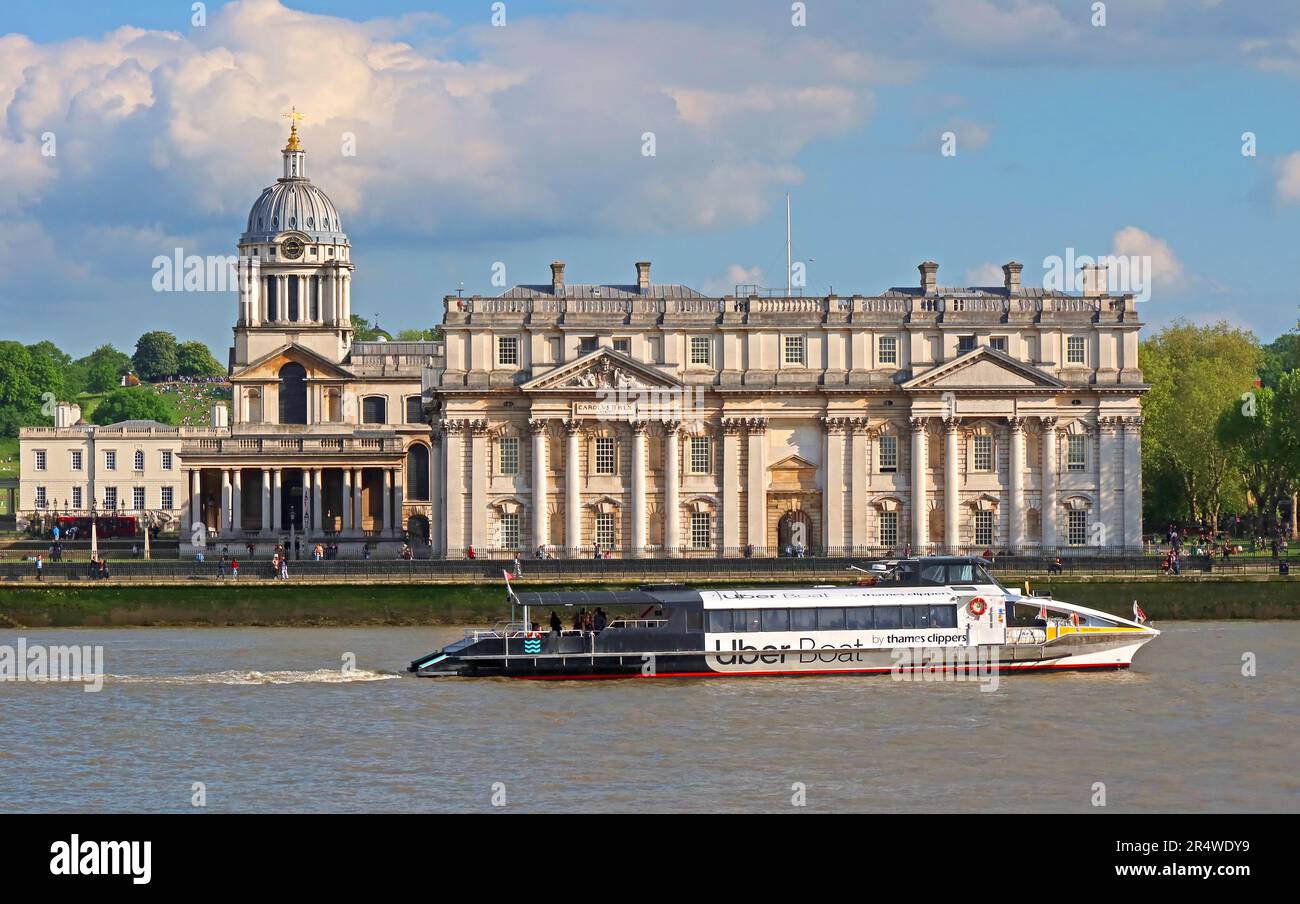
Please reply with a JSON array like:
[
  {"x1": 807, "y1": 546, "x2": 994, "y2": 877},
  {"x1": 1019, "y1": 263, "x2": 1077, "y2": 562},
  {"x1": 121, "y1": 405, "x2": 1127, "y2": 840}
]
[{"x1": 1, "y1": 0, "x2": 1299, "y2": 358}]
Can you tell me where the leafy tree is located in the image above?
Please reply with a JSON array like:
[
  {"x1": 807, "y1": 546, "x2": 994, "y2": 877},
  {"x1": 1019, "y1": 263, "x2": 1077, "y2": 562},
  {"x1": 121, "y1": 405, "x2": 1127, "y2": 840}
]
[
  {"x1": 395, "y1": 328, "x2": 437, "y2": 341},
  {"x1": 1141, "y1": 320, "x2": 1261, "y2": 527},
  {"x1": 0, "y1": 341, "x2": 46, "y2": 436},
  {"x1": 176, "y1": 340, "x2": 226, "y2": 378},
  {"x1": 68, "y1": 344, "x2": 132, "y2": 396},
  {"x1": 132, "y1": 331, "x2": 179, "y2": 382},
  {"x1": 90, "y1": 387, "x2": 177, "y2": 425},
  {"x1": 351, "y1": 314, "x2": 380, "y2": 342},
  {"x1": 1217, "y1": 386, "x2": 1292, "y2": 530},
  {"x1": 1259, "y1": 333, "x2": 1300, "y2": 390}
]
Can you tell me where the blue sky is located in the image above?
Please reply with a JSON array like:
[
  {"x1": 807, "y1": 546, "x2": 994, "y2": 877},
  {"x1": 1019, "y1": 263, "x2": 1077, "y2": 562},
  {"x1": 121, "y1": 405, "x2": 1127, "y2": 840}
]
[{"x1": 1, "y1": 0, "x2": 1298, "y2": 358}]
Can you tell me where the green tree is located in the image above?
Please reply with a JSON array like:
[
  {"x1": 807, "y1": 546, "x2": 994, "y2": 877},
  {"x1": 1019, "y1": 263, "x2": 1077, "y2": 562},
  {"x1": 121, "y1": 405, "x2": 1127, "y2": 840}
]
[
  {"x1": 176, "y1": 340, "x2": 226, "y2": 377},
  {"x1": 79, "y1": 344, "x2": 132, "y2": 394},
  {"x1": 132, "y1": 331, "x2": 179, "y2": 382},
  {"x1": 1259, "y1": 333, "x2": 1300, "y2": 390},
  {"x1": 1217, "y1": 386, "x2": 1291, "y2": 529},
  {"x1": 0, "y1": 341, "x2": 46, "y2": 436},
  {"x1": 90, "y1": 387, "x2": 177, "y2": 425},
  {"x1": 351, "y1": 314, "x2": 380, "y2": 342},
  {"x1": 395, "y1": 328, "x2": 437, "y2": 341},
  {"x1": 1141, "y1": 320, "x2": 1261, "y2": 527}
]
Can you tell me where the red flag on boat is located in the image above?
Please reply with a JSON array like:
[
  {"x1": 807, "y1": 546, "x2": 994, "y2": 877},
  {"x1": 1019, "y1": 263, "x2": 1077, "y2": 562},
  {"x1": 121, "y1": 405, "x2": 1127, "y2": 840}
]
[
  {"x1": 1038, "y1": 601, "x2": 1049, "y2": 621},
  {"x1": 1071, "y1": 611, "x2": 1080, "y2": 628},
  {"x1": 1133, "y1": 600, "x2": 1147, "y2": 624}
]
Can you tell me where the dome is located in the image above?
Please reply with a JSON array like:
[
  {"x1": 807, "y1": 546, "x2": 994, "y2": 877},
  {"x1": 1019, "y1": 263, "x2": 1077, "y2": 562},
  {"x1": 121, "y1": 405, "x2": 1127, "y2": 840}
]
[
  {"x1": 240, "y1": 121, "x2": 348, "y2": 245},
  {"x1": 242, "y1": 180, "x2": 346, "y2": 244}
]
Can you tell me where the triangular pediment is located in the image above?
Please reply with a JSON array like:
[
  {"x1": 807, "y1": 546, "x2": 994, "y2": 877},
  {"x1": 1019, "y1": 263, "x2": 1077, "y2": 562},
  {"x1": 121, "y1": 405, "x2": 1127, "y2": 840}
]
[
  {"x1": 232, "y1": 343, "x2": 354, "y2": 381},
  {"x1": 770, "y1": 454, "x2": 817, "y2": 472},
  {"x1": 902, "y1": 347, "x2": 1064, "y2": 391},
  {"x1": 521, "y1": 348, "x2": 682, "y2": 392}
]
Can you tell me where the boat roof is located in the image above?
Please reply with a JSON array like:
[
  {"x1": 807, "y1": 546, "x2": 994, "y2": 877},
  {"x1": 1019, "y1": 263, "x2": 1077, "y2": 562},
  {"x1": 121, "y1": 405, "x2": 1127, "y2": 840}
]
[{"x1": 515, "y1": 588, "x2": 701, "y2": 608}]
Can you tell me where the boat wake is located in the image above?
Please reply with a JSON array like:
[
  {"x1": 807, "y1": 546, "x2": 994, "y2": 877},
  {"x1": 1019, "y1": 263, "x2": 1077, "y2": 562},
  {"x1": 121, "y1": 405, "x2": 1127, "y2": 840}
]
[{"x1": 101, "y1": 669, "x2": 401, "y2": 686}]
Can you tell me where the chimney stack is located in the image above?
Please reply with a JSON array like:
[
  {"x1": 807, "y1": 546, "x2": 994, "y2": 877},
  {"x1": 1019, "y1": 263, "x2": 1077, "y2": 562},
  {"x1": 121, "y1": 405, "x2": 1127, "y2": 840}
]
[
  {"x1": 1002, "y1": 261, "x2": 1022, "y2": 295},
  {"x1": 635, "y1": 261, "x2": 651, "y2": 293},
  {"x1": 550, "y1": 261, "x2": 565, "y2": 295},
  {"x1": 1082, "y1": 263, "x2": 1108, "y2": 297},
  {"x1": 211, "y1": 403, "x2": 229, "y2": 429},
  {"x1": 919, "y1": 261, "x2": 939, "y2": 295},
  {"x1": 55, "y1": 402, "x2": 74, "y2": 428}
]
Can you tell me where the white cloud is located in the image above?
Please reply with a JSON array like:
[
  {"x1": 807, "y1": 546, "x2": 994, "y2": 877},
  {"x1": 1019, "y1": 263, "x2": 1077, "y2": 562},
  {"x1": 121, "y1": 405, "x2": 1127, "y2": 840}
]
[
  {"x1": 964, "y1": 263, "x2": 1005, "y2": 286},
  {"x1": 703, "y1": 264, "x2": 766, "y2": 297},
  {"x1": 1110, "y1": 226, "x2": 1186, "y2": 289},
  {"x1": 1276, "y1": 152, "x2": 1300, "y2": 205}
]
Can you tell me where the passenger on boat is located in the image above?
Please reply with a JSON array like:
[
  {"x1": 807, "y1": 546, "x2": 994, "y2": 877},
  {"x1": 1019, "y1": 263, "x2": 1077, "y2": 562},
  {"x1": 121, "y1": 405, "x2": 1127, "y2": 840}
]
[
  {"x1": 594, "y1": 608, "x2": 608, "y2": 632},
  {"x1": 550, "y1": 611, "x2": 562, "y2": 635}
]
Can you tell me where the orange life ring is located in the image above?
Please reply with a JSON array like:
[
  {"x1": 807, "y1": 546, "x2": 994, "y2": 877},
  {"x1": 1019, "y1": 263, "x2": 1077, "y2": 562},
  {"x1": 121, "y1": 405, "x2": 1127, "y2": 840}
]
[{"x1": 968, "y1": 597, "x2": 988, "y2": 617}]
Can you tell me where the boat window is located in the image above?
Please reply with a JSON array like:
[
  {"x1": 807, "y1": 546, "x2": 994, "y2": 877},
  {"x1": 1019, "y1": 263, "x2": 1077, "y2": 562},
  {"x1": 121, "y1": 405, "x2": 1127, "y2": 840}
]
[
  {"x1": 791, "y1": 608, "x2": 817, "y2": 631},
  {"x1": 687, "y1": 611, "x2": 703, "y2": 632},
  {"x1": 707, "y1": 610, "x2": 733, "y2": 633},
  {"x1": 930, "y1": 605, "x2": 958, "y2": 628},
  {"x1": 947, "y1": 563, "x2": 977, "y2": 583},
  {"x1": 817, "y1": 608, "x2": 846, "y2": 630},
  {"x1": 874, "y1": 606, "x2": 902, "y2": 628},
  {"x1": 845, "y1": 607, "x2": 873, "y2": 629},
  {"x1": 891, "y1": 563, "x2": 918, "y2": 585},
  {"x1": 920, "y1": 563, "x2": 948, "y2": 585},
  {"x1": 899, "y1": 605, "x2": 917, "y2": 628},
  {"x1": 761, "y1": 608, "x2": 790, "y2": 632},
  {"x1": 971, "y1": 564, "x2": 1000, "y2": 586},
  {"x1": 736, "y1": 609, "x2": 763, "y2": 633}
]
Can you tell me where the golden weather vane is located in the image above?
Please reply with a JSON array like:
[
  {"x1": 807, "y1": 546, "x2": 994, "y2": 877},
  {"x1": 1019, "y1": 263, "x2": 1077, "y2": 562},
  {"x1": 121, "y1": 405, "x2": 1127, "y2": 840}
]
[{"x1": 282, "y1": 106, "x2": 305, "y2": 151}]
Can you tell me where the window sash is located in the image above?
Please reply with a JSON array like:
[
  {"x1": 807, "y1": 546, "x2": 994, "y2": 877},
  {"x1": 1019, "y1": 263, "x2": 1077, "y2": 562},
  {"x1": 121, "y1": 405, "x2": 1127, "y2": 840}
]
[
  {"x1": 879, "y1": 511, "x2": 898, "y2": 547},
  {"x1": 596, "y1": 513, "x2": 616, "y2": 548},
  {"x1": 973, "y1": 435, "x2": 993, "y2": 472},
  {"x1": 1066, "y1": 336, "x2": 1085, "y2": 364},
  {"x1": 783, "y1": 335, "x2": 806, "y2": 365},
  {"x1": 878, "y1": 435, "x2": 898, "y2": 472},
  {"x1": 690, "y1": 512, "x2": 711, "y2": 548},
  {"x1": 1067, "y1": 435, "x2": 1086, "y2": 471},
  {"x1": 497, "y1": 336, "x2": 519, "y2": 366},
  {"x1": 1068, "y1": 510, "x2": 1088, "y2": 545},
  {"x1": 689, "y1": 337, "x2": 711, "y2": 365},
  {"x1": 595, "y1": 438, "x2": 616, "y2": 474},
  {"x1": 878, "y1": 336, "x2": 898, "y2": 364},
  {"x1": 499, "y1": 438, "x2": 520, "y2": 475},
  {"x1": 500, "y1": 514, "x2": 520, "y2": 548},
  {"x1": 689, "y1": 437, "x2": 711, "y2": 474},
  {"x1": 974, "y1": 511, "x2": 994, "y2": 546}
]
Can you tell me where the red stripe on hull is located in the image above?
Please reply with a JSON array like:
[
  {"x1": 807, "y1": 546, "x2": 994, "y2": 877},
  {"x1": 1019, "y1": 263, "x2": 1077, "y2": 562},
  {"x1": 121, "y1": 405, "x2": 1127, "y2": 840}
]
[{"x1": 515, "y1": 662, "x2": 1132, "y2": 681}]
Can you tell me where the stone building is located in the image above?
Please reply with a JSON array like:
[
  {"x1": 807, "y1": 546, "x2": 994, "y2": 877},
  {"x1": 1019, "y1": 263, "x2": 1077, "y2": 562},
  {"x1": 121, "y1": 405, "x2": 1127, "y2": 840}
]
[{"x1": 428, "y1": 259, "x2": 1146, "y2": 556}]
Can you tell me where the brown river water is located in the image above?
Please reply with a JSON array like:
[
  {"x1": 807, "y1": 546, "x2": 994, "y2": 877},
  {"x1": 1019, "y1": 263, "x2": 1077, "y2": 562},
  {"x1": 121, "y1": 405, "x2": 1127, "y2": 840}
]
[{"x1": 0, "y1": 621, "x2": 1296, "y2": 812}]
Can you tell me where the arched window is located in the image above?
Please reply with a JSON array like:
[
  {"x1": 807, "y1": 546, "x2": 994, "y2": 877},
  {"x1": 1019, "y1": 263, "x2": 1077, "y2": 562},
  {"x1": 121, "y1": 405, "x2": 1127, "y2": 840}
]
[
  {"x1": 325, "y1": 388, "x2": 342, "y2": 423},
  {"x1": 246, "y1": 388, "x2": 262, "y2": 423},
  {"x1": 406, "y1": 444, "x2": 430, "y2": 501},
  {"x1": 362, "y1": 396, "x2": 387, "y2": 424},
  {"x1": 278, "y1": 363, "x2": 307, "y2": 424}
]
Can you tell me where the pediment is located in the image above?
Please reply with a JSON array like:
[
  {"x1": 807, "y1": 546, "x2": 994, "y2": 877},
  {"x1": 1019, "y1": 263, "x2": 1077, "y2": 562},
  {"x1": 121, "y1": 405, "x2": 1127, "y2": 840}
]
[
  {"x1": 769, "y1": 454, "x2": 817, "y2": 472},
  {"x1": 902, "y1": 347, "x2": 1064, "y2": 391},
  {"x1": 521, "y1": 349, "x2": 682, "y2": 392},
  {"x1": 232, "y1": 344, "x2": 354, "y2": 381}
]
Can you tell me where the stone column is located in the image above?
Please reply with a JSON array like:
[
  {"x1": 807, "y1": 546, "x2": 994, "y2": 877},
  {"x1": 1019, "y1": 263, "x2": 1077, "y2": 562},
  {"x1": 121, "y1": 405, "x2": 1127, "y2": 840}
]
[
  {"x1": 231, "y1": 469, "x2": 242, "y2": 532},
  {"x1": 630, "y1": 420, "x2": 648, "y2": 556},
  {"x1": 1007, "y1": 418, "x2": 1026, "y2": 552},
  {"x1": 530, "y1": 420, "x2": 549, "y2": 552},
  {"x1": 664, "y1": 421, "x2": 681, "y2": 555},
  {"x1": 430, "y1": 431, "x2": 443, "y2": 555},
  {"x1": 220, "y1": 469, "x2": 232, "y2": 535},
  {"x1": 1099, "y1": 417, "x2": 1120, "y2": 549},
  {"x1": 311, "y1": 468, "x2": 323, "y2": 533},
  {"x1": 822, "y1": 417, "x2": 847, "y2": 554},
  {"x1": 564, "y1": 420, "x2": 582, "y2": 554},
  {"x1": 189, "y1": 470, "x2": 201, "y2": 535},
  {"x1": 1041, "y1": 417, "x2": 1059, "y2": 550},
  {"x1": 342, "y1": 467, "x2": 354, "y2": 538},
  {"x1": 442, "y1": 423, "x2": 463, "y2": 553},
  {"x1": 850, "y1": 418, "x2": 869, "y2": 552},
  {"x1": 393, "y1": 467, "x2": 404, "y2": 538},
  {"x1": 721, "y1": 419, "x2": 742, "y2": 554},
  {"x1": 943, "y1": 418, "x2": 961, "y2": 553},
  {"x1": 352, "y1": 468, "x2": 364, "y2": 535},
  {"x1": 746, "y1": 418, "x2": 767, "y2": 554},
  {"x1": 261, "y1": 468, "x2": 271, "y2": 532},
  {"x1": 1122, "y1": 416, "x2": 1144, "y2": 549},
  {"x1": 469, "y1": 422, "x2": 487, "y2": 550},
  {"x1": 910, "y1": 418, "x2": 928, "y2": 551},
  {"x1": 271, "y1": 468, "x2": 282, "y2": 533},
  {"x1": 382, "y1": 468, "x2": 393, "y2": 537}
]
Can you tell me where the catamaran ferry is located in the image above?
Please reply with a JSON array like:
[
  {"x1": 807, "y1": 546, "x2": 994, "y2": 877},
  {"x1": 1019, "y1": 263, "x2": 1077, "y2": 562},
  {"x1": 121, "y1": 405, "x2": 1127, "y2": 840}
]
[{"x1": 407, "y1": 556, "x2": 1158, "y2": 680}]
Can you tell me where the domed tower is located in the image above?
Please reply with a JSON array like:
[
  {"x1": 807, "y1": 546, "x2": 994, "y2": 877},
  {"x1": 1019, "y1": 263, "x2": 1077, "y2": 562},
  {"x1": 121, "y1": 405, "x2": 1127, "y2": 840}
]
[{"x1": 232, "y1": 113, "x2": 355, "y2": 368}]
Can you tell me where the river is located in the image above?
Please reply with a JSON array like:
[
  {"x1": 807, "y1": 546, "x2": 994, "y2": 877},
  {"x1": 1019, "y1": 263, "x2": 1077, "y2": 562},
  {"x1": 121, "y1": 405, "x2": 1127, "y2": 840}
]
[{"x1": 1, "y1": 622, "x2": 1296, "y2": 812}]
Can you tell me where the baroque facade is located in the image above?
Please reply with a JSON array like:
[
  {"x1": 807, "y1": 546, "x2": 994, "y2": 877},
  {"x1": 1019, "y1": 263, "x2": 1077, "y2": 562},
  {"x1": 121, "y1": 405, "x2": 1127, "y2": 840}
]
[{"x1": 429, "y1": 260, "x2": 1147, "y2": 556}]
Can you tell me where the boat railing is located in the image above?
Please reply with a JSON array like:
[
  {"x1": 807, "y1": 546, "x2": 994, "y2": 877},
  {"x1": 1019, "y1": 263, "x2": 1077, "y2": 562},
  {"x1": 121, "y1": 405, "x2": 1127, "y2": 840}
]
[
  {"x1": 607, "y1": 618, "x2": 668, "y2": 629},
  {"x1": 1006, "y1": 627, "x2": 1047, "y2": 645}
]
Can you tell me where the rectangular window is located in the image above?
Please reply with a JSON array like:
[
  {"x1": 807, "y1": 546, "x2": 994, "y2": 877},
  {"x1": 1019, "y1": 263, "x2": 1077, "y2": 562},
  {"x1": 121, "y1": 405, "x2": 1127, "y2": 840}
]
[
  {"x1": 990, "y1": 336, "x2": 1007, "y2": 352},
  {"x1": 500, "y1": 513, "x2": 520, "y2": 549},
  {"x1": 817, "y1": 608, "x2": 846, "y2": 630},
  {"x1": 707, "y1": 610, "x2": 733, "y2": 633},
  {"x1": 1066, "y1": 336, "x2": 1085, "y2": 365},
  {"x1": 579, "y1": 337, "x2": 598, "y2": 355},
  {"x1": 405, "y1": 397, "x2": 425, "y2": 424},
  {"x1": 499, "y1": 437, "x2": 520, "y2": 475},
  {"x1": 973, "y1": 435, "x2": 993, "y2": 472},
  {"x1": 790, "y1": 608, "x2": 817, "y2": 631},
  {"x1": 957, "y1": 335, "x2": 977, "y2": 354},
  {"x1": 104, "y1": 487, "x2": 117, "y2": 509},
  {"x1": 879, "y1": 510, "x2": 898, "y2": 547},
  {"x1": 35, "y1": 487, "x2": 47, "y2": 508},
  {"x1": 761, "y1": 608, "x2": 790, "y2": 632},
  {"x1": 104, "y1": 450, "x2": 116, "y2": 471},
  {"x1": 160, "y1": 450, "x2": 173, "y2": 470},
  {"x1": 878, "y1": 435, "x2": 898, "y2": 473},
  {"x1": 845, "y1": 607, "x2": 872, "y2": 630},
  {"x1": 72, "y1": 486, "x2": 82, "y2": 509},
  {"x1": 160, "y1": 486, "x2": 174, "y2": 509},
  {"x1": 783, "y1": 335, "x2": 806, "y2": 366},
  {"x1": 689, "y1": 336, "x2": 711, "y2": 366},
  {"x1": 1068, "y1": 509, "x2": 1088, "y2": 546},
  {"x1": 974, "y1": 510, "x2": 994, "y2": 546},
  {"x1": 613, "y1": 338, "x2": 631, "y2": 354},
  {"x1": 1067, "y1": 434, "x2": 1086, "y2": 471},
  {"x1": 70, "y1": 450, "x2": 83, "y2": 471},
  {"x1": 594, "y1": 437, "x2": 616, "y2": 475},
  {"x1": 690, "y1": 511, "x2": 711, "y2": 548},
  {"x1": 133, "y1": 450, "x2": 145, "y2": 471},
  {"x1": 596, "y1": 512, "x2": 616, "y2": 549},
  {"x1": 133, "y1": 487, "x2": 146, "y2": 510},
  {"x1": 689, "y1": 436, "x2": 711, "y2": 474},
  {"x1": 497, "y1": 335, "x2": 519, "y2": 366},
  {"x1": 734, "y1": 609, "x2": 762, "y2": 633},
  {"x1": 34, "y1": 450, "x2": 47, "y2": 471},
  {"x1": 878, "y1": 336, "x2": 898, "y2": 365}
]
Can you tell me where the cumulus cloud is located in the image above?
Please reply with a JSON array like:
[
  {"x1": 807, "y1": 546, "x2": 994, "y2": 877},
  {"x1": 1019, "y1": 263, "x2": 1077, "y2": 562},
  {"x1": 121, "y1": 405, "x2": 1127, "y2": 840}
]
[
  {"x1": 964, "y1": 263, "x2": 1005, "y2": 286},
  {"x1": 703, "y1": 264, "x2": 766, "y2": 297},
  {"x1": 1110, "y1": 226, "x2": 1186, "y2": 289},
  {"x1": 1276, "y1": 152, "x2": 1300, "y2": 205}
]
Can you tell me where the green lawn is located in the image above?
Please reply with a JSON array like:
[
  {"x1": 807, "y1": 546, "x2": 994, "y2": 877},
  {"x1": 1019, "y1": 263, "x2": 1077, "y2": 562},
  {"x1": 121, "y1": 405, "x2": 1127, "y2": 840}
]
[
  {"x1": 0, "y1": 436, "x2": 17, "y2": 479},
  {"x1": 73, "y1": 381, "x2": 231, "y2": 427}
]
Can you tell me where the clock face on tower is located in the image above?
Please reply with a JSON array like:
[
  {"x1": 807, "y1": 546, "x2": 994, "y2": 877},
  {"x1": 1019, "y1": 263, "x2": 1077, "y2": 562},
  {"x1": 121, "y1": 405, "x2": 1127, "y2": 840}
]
[{"x1": 282, "y1": 237, "x2": 305, "y2": 259}]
